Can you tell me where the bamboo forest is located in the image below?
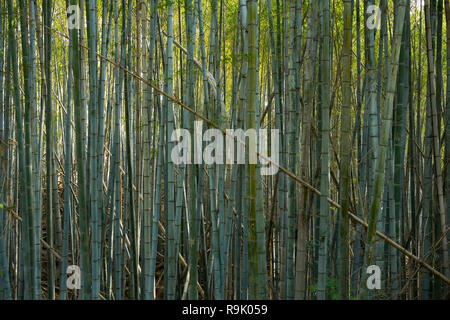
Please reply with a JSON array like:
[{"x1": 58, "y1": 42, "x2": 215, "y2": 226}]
[{"x1": 0, "y1": 0, "x2": 449, "y2": 301}]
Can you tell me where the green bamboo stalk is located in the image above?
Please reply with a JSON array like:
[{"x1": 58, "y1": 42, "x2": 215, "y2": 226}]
[
  {"x1": 7, "y1": 0, "x2": 35, "y2": 299},
  {"x1": 165, "y1": 0, "x2": 177, "y2": 300},
  {"x1": 69, "y1": 0, "x2": 91, "y2": 300},
  {"x1": 142, "y1": 0, "x2": 157, "y2": 300},
  {"x1": 84, "y1": 0, "x2": 101, "y2": 299},
  {"x1": 247, "y1": 0, "x2": 259, "y2": 300},
  {"x1": 18, "y1": 0, "x2": 40, "y2": 300},
  {"x1": 286, "y1": 0, "x2": 297, "y2": 300},
  {"x1": 215, "y1": 0, "x2": 226, "y2": 298},
  {"x1": 0, "y1": 0, "x2": 12, "y2": 300},
  {"x1": 150, "y1": 30, "x2": 164, "y2": 300},
  {"x1": 122, "y1": 0, "x2": 138, "y2": 299},
  {"x1": 444, "y1": 0, "x2": 450, "y2": 283},
  {"x1": 60, "y1": 21, "x2": 73, "y2": 299},
  {"x1": 338, "y1": 0, "x2": 352, "y2": 300},
  {"x1": 97, "y1": 0, "x2": 113, "y2": 296},
  {"x1": 317, "y1": 0, "x2": 331, "y2": 301},
  {"x1": 255, "y1": 2, "x2": 268, "y2": 299},
  {"x1": 29, "y1": 0, "x2": 41, "y2": 299},
  {"x1": 139, "y1": 0, "x2": 150, "y2": 299}
]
